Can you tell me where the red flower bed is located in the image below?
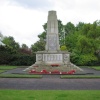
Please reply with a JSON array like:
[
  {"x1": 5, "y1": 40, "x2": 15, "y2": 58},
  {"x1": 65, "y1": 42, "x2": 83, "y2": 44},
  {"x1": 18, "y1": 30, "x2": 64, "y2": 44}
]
[
  {"x1": 35, "y1": 72, "x2": 42, "y2": 74},
  {"x1": 29, "y1": 69, "x2": 50, "y2": 74},
  {"x1": 29, "y1": 69, "x2": 76, "y2": 74},
  {"x1": 29, "y1": 70, "x2": 42, "y2": 74},
  {"x1": 67, "y1": 70, "x2": 75, "y2": 74},
  {"x1": 62, "y1": 72, "x2": 67, "y2": 74},
  {"x1": 29, "y1": 70, "x2": 36, "y2": 73},
  {"x1": 41, "y1": 69, "x2": 49, "y2": 74},
  {"x1": 51, "y1": 70, "x2": 60, "y2": 74}
]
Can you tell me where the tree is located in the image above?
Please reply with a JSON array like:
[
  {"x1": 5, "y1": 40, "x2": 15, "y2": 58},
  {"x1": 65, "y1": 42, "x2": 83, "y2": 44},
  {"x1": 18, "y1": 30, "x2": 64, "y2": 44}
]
[
  {"x1": 76, "y1": 22, "x2": 84, "y2": 31},
  {"x1": 0, "y1": 32, "x2": 5, "y2": 46},
  {"x1": 64, "y1": 22, "x2": 75, "y2": 35},
  {"x1": 2, "y1": 36, "x2": 20, "y2": 50},
  {"x1": 0, "y1": 32, "x2": 3, "y2": 40},
  {"x1": 73, "y1": 22, "x2": 100, "y2": 65},
  {"x1": 43, "y1": 23, "x2": 47, "y2": 32},
  {"x1": 31, "y1": 20, "x2": 100, "y2": 66},
  {"x1": 65, "y1": 32, "x2": 79, "y2": 52},
  {"x1": 21, "y1": 44, "x2": 28, "y2": 49},
  {"x1": 58, "y1": 20, "x2": 64, "y2": 46},
  {"x1": 31, "y1": 40, "x2": 45, "y2": 53},
  {"x1": 38, "y1": 31, "x2": 46, "y2": 40},
  {"x1": 0, "y1": 45, "x2": 16, "y2": 64},
  {"x1": 19, "y1": 44, "x2": 32, "y2": 55}
]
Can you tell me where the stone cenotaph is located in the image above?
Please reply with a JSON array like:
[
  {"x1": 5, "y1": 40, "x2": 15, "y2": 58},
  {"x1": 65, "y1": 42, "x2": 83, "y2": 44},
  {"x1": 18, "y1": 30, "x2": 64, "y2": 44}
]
[{"x1": 24, "y1": 10, "x2": 82, "y2": 74}]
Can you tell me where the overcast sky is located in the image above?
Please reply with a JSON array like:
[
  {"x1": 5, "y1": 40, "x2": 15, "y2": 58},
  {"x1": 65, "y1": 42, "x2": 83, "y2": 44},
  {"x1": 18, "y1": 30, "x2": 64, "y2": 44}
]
[{"x1": 0, "y1": 0, "x2": 100, "y2": 47}]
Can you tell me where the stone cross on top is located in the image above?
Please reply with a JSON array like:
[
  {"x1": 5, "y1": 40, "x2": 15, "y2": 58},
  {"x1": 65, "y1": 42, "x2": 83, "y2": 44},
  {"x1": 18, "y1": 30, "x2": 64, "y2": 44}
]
[{"x1": 45, "y1": 10, "x2": 60, "y2": 51}]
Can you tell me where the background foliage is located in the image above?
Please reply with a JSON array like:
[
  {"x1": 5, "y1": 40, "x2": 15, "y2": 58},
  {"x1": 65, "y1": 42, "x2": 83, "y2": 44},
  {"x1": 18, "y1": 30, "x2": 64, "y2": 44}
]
[{"x1": 0, "y1": 20, "x2": 100, "y2": 66}]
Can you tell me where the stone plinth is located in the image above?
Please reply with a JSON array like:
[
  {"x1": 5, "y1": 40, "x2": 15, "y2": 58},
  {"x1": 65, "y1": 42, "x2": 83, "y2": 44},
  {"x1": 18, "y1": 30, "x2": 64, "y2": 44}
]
[{"x1": 35, "y1": 51, "x2": 70, "y2": 65}]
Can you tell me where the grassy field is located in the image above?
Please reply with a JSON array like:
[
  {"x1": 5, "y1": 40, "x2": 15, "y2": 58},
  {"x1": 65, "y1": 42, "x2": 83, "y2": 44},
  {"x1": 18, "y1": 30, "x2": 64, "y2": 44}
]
[
  {"x1": 0, "y1": 74, "x2": 42, "y2": 78},
  {"x1": 0, "y1": 65, "x2": 18, "y2": 70},
  {"x1": 61, "y1": 75, "x2": 100, "y2": 79},
  {"x1": 0, "y1": 65, "x2": 18, "y2": 73},
  {"x1": 0, "y1": 90, "x2": 100, "y2": 100},
  {"x1": 0, "y1": 70, "x2": 7, "y2": 73},
  {"x1": 91, "y1": 66, "x2": 100, "y2": 70}
]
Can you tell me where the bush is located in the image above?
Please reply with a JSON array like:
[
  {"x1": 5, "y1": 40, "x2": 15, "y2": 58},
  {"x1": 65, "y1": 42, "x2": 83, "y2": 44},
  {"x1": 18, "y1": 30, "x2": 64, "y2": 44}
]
[
  {"x1": 60, "y1": 45, "x2": 67, "y2": 51},
  {"x1": 70, "y1": 52, "x2": 98, "y2": 66},
  {"x1": 0, "y1": 45, "x2": 15, "y2": 64},
  {"x1": 0, "y1": 45, "x2": 36, "y2": 66},
  {"x1": 9, "y1": 54, "x2": 36, "y2": 66}
]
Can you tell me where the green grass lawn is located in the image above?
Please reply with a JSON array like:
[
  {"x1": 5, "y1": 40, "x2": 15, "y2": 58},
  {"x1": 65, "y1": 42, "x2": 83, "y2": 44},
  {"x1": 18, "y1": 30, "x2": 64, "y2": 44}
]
[
  {"x1": 0, "y1": 74, "x2": 42, "y2": 78},
  {"x1": 61, "y1": 75, "x2": 100, "y2": 79},
  {"x1": 0, "y1": 90, "x2": 100, "y2": 100},
  {"x1": 0, "y1": 69, "x2": 6, "y2": 73},
  {"x1": 91, "y1": 66, "x2": 100, "y2": 70},
  {"x1": 0, "y1": 65, "x2": 42, "y2": 78},
  {"x1": 0, "y1": 65, "x2": 17, "y2": 70}
]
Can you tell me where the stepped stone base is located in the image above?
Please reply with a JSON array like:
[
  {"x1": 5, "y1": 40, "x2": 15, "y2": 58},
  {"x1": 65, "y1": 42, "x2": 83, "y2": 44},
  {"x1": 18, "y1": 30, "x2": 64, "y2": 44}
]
[
  {"x1": 24, "y1": 51, "x2": 83, "y2": 74},
  {"x1": 24, "y1": 66, "x2": 82, "y2": 72},
  {"x1": 24, "y1": 63, "x2": 83, "y2": 74}
]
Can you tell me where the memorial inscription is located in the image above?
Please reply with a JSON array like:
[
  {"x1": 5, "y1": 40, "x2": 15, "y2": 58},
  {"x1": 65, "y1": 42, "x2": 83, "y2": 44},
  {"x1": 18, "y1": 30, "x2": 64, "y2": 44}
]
[{"x1": 43, "y1": 54, "x2": 62, "y2": 62}]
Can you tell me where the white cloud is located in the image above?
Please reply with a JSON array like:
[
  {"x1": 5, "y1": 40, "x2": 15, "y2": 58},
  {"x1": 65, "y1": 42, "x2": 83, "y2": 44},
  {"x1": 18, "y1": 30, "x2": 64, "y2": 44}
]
[
  {"x1": 10, "y1": 0, "x2": 54, "y2": 10},
  {"x1": 52, "y1": 0, "x2": 100, "y2": 24},
  {"x1": 0, "y1": 1, "x2": 47, "y2": 47},
  {"x1": 0, "y1": 0, "x2": 100, "y2": 47}
]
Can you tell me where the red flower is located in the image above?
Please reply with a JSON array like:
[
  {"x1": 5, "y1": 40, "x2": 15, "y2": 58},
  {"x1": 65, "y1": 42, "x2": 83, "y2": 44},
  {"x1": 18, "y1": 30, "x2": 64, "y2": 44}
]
[
  {"x1": 67, "y1": 70, "x2": 75, "y2": 74},
  {"x1": 29, "y1": 70, "x2": 36, "y2": 73},
  {"x1": 51, "y1": 70, "x2": 60, "y2": 74},
  {"x1": 41, "y1": 69, "x2": 49, "y2": 74}
]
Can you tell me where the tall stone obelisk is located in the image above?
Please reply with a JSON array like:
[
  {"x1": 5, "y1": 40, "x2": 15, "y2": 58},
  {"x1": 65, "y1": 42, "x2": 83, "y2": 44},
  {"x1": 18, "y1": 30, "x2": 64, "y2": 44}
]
[{"x1": 46, "y1": 11, "x2": 60, "y2": 51}]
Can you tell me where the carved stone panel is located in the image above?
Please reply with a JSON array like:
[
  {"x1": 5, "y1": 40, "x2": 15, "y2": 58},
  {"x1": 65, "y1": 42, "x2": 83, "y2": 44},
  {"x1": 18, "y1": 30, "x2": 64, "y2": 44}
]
[
  {"x1": 43, "y1": 54, "x2": 63, "y2": 63},
  {"x1": 48, "y1": 35, "x2": 57, "y2": 51},
  {"x1": 51, "y1": 22, "x2": 55, "y2": 33},
  {"x1": 63, "y1": 54, "x2": 70, "y2": 64},
  {"x1": 36, "y1": 54, "x2": 42, "y2": 61}
]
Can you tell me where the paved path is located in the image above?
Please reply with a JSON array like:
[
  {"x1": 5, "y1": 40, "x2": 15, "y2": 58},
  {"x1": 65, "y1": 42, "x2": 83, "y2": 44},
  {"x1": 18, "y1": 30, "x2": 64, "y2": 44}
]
[{"x1": 0, "y1": 76, "x2": 100, "y2": 90}]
